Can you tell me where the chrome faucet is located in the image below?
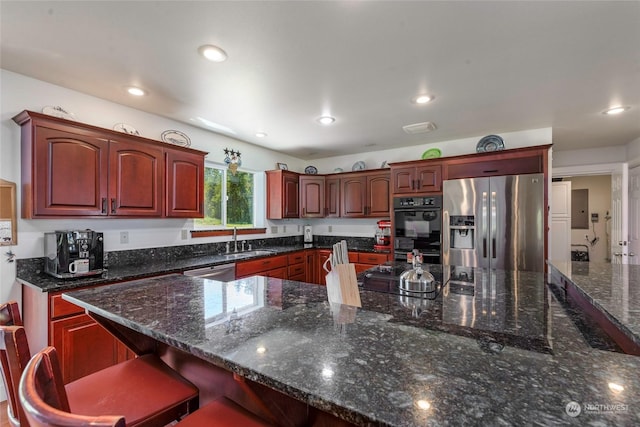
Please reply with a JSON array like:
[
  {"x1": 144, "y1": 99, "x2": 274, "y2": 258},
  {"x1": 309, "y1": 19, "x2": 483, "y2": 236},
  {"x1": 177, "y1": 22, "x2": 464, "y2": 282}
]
[
  {"x1": 233, "y1": 227, "x2": 238, "y2": 252},
  {"x1": 241, "y1": 240, "x2": 246, "y2": 252}
]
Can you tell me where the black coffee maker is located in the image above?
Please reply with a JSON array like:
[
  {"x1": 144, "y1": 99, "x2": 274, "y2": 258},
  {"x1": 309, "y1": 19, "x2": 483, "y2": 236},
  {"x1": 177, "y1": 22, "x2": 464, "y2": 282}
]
[{"x1": 44, "y1": 230, "x2": 104, "y2": 278}]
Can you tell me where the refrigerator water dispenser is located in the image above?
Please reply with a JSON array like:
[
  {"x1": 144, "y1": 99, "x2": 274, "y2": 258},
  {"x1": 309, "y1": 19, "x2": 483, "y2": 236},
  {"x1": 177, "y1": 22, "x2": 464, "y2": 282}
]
[{"x1": 449, "y1": 216, "x2": 475, "y2": 249}]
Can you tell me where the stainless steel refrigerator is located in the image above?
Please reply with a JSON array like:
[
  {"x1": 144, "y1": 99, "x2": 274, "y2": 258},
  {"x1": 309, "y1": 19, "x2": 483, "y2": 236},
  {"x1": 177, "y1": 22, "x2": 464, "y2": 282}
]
[{"x1": 442, "y1": 174, "x2": 544, "y2": 272}]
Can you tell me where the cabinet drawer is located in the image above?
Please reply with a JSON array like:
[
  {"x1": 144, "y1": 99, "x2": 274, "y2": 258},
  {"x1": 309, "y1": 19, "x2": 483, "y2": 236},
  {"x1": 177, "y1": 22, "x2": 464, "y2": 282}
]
[
  {"x1": 288, "y1": 252, "x2": 305, "y2": 265},
  {"x1": 357, "y1": 252, "x2": 388, "y2": 265},
  {"x1": 447, "y1": 156, "x2": 542, "y2": 180},
  {"x1": 236, "y1": 255, "x2": 287, "y2": 277},
  {"x1": 288, "y1": 263, "x2": 306, "y2": 277},
  {"x1": 51, "y1": 294, "x2": 84, "y2": 319}
]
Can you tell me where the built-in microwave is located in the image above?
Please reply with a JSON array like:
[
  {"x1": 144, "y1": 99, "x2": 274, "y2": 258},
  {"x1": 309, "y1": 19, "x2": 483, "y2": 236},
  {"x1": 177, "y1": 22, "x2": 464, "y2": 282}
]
[{"x1": 392, "y1": 196, "x2": 442, "y2": 263}]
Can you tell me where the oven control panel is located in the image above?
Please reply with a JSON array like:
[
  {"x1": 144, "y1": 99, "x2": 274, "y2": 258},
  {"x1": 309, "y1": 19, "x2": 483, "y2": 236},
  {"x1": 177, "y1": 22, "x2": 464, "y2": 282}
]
[{"x1": 394, "y1": 196, "x2": 442, "y2": 208}]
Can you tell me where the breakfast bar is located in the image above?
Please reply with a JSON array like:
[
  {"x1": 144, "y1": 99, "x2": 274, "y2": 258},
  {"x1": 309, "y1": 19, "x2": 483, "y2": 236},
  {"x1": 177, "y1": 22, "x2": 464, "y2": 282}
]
[{"x1": 62, "y1": 269, "x2": 640, "y2": 426}]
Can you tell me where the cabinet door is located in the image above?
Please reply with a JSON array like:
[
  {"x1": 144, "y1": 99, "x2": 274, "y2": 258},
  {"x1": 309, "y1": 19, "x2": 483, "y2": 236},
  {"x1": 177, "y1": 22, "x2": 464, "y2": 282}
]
[
  {"x1": 305, "y1": 250, "x2": 317, "y2": 284},
  {"x1": 300, "y1": 176, "x2": 324, "y2": 218},
  {"x1": 108, "y1": 139, "x2": 164, "y2": 216},
  {"x1": 366, "y1": 172, "x2": 390, "y2": 217},
  {"x1": 316, "y1": 250, "x2": 332, "y2": 285},
  {"x1": 165, "y1": 149, "x2": 204, "y2": 217},
  {"x1": 325, "y1": 177, "x2": 341, "y2": 217},
  {"x1": 32, "y1": 125, "x2": 109, "y2": 217},
  {"x1": 341, "y1": 175, "x2": 366, "y2": 217},
  {"x1": 266, "y1": 170, "x2": 300, "y2": 219},
  {"x1": 52, "y1": 314, "x2": 120, "y2": 384},
  {"x1": 391, "y1": 167, "x2": 415, "y2": 194},
  {"x1": 283, "y1": 173, "x2": 300, "y2": 218},
  {"x1": 415, "y1": 164, "x2": 442, "y2": 192}
]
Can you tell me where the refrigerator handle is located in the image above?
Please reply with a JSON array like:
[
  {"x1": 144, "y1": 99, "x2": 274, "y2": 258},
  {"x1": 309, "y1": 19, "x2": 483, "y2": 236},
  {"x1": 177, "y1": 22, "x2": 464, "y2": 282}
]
[
  {"x1": 482, "y1": 191, "x2": 488, "y2": 259},
  {"x1": 491, "y1": 191, "x2": 497, "y2": 259}
]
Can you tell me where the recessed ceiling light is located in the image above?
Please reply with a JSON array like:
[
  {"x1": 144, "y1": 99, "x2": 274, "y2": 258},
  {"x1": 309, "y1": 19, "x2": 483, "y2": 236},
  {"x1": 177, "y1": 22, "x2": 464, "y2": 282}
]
[
  {"x1": 198, "y1": 44, "x2": 227, "y2": 62},
  {"x1": 412, "y1": 94, "x2": 434, "y2": 104},
  {"x1": 317, "y1": 116, "x2": 335, "y2": 125},
  {"x1": 126, "y1": 87, "x2": 146, "y2": 96},
  {"x1": 255, "y1": 132, "x2": 267, "y2": 138},
  {"x1": 603, "y1": 106, "x2": 630, "y2": 115}
]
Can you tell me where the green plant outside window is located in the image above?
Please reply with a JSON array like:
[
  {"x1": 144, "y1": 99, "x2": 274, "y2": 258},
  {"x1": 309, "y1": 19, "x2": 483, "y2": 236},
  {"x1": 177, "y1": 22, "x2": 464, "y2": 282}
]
[{"x1": 196, "y1": 165, "x2": 254, "y2": 228}]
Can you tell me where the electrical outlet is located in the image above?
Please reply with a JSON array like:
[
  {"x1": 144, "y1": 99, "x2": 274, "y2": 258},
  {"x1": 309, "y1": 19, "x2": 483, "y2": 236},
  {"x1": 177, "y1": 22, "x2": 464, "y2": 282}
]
[
  {"x1": 120, "y1": 231, "x2": 129, "y2": 244},
  {"x1": 328, "y1": 225, "x2": 333, "y2": 232},
  {"x1": 181, "y1": 229, "x2": 188, "y2": 240},
  {"x1": 585, "y1": 234, "x2": 589, "y2": 241},
  {"x1": 283, "y1": 225, "x2": 287, "y2": 233}
]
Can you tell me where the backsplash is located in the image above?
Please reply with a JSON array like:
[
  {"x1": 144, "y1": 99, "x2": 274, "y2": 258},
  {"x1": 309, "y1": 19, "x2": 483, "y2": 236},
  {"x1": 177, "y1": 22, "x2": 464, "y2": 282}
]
[{"x1": 17, "y1": 235, "x2": 376, "y2": 275}]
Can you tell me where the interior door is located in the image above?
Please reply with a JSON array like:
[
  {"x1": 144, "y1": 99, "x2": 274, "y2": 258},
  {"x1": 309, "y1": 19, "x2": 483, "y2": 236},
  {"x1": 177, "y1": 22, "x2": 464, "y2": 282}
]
[
  {"x1": 611, "y1": 165, "x2": 629, "y2": 264},
  {"x1": 629, "y1": 165, "x2": 640, "y2": 265},
  {"x1": 550, "y1": 181, "x2": 572, "y2": 262}
]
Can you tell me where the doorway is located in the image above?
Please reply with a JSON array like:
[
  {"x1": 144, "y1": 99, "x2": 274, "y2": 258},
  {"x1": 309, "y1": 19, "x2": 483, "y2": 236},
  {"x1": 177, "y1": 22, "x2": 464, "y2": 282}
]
[{"x1": 552, "y1": 162, "x2": 629, "y2": 264}]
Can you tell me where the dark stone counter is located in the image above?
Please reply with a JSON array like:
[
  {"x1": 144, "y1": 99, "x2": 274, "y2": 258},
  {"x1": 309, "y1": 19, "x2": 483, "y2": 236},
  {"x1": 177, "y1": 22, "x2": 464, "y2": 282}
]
[
  {"x1": 548, "y1": 260, "x2": 640, "y2": 351},
  {"x1": 63, "y1": 271, "x2": 640, "y2": 426},
  {"x1": 16, "y1": 241, "x2": 386, "y2": 293}
]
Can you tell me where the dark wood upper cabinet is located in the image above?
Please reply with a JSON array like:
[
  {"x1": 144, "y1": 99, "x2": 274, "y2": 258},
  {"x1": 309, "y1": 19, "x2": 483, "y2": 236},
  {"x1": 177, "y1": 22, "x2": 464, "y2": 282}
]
[
  {"x1": 30, "y1": 124, "x2": 109, "y2": 216},
  {"x1": 300, "y1": 175, "x2": 324, "y2": 218},
  {"x1": 366, "y1": 171, "x2": 391, "y2": 217},
  {"x1": 108, "y1": 138, "x2": 164, "y2": 216},
  {"x1": 13, "y1": 110, "x2": 207, "y2": 218},
  {"x1": 341, "y1": 174, "x2": 366, "y2": 217},
  {"x1": 325, "y1": 176, "x2": 340, "y2": 217},
  {"x1": 341, "y1": 170, "x2": 390, "y2": 218},
  {"x1": 266, "y1": 170, "x2": 300, "y2": 219},
  {"x1": 391, "y1": 164, "x2": 442, "y2": 195},
  {"x1": 165, "y1": 149, "x2": 204, "y2": 218}
]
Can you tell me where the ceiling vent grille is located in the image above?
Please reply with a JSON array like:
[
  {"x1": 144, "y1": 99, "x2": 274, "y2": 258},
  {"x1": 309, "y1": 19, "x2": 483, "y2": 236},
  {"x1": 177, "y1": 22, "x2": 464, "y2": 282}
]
[{"x1": 402, "y1": 121, "x2": 437, "y2": 135}]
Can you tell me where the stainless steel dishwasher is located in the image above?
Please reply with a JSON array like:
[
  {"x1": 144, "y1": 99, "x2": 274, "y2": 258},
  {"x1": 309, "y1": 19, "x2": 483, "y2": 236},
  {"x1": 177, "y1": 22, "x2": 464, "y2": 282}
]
[{"x1": 183, "y1": 263, "x2": 236, "y2": 281}]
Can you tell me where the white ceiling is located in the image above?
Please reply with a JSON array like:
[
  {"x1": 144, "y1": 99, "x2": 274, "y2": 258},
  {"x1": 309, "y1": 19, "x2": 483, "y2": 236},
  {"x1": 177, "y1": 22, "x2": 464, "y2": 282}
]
[{"x1": 1, "y1": 1, "x2": 639, "y2": 160}]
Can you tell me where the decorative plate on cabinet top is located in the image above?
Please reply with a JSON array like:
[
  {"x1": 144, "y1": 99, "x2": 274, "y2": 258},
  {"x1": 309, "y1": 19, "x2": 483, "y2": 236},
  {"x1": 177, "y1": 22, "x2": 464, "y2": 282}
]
[
  {"x1": 421, "y1": 148, "x2": 442, "y2": 159},
  {"x1": 304, "y1": 165, "x2": 318, "y2": 174},
  {"x1": 476, "y1": 135, "x2": 505, "y2": 153},
  {"x1": 333, "y1": 167, "x2": 344, "y2": 173},
  {"x1": 113, "y1": 123, "x2": 140, "y2": 136},
  {"x1": 161, "y1": 130, "x2": 191, "y2": 147},
  {"x1": 352, "y1": 160, "x2": 366, "y2": 171},
  {"x1": 42, "y1": 106, "x2": 76, "y2": 121}
]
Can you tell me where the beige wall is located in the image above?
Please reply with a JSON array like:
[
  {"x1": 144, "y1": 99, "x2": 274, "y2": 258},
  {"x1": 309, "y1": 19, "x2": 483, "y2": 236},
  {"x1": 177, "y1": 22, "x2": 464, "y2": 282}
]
[{"x1": 565, "y1": 175, "x2": 611, "y2": 263}]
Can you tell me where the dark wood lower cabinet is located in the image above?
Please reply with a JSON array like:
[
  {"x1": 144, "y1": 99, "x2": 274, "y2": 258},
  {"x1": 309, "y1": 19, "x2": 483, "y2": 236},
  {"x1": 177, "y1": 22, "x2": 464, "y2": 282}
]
[{"x1": 51, "y1": 313, "x2": 131, "y2": 384}]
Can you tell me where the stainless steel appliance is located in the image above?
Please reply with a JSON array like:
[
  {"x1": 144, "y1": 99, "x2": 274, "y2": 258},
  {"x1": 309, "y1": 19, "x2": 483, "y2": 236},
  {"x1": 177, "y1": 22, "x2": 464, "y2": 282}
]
[
  {"x1": 442, "y1": 174, "x2": 544, "y2": 272},
  {"x1": 44, "y1": 230, "x2": 104, "y2": 278},
  {"x1": 392, "y1": 196, "x2": 442, "y2": 263},
  {"x1": 183, "y1": 263, "x2": 236, "y2": 281}
]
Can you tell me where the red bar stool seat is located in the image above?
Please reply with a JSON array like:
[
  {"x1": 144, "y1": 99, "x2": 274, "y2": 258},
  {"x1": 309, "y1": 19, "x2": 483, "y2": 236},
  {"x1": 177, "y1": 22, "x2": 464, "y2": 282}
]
[
  {"x1": 0, "y1": 301, "x2": 198, "y2": 427},
  {"x1": 20, "y1": 347, "x2": 273, "y2": 427}
]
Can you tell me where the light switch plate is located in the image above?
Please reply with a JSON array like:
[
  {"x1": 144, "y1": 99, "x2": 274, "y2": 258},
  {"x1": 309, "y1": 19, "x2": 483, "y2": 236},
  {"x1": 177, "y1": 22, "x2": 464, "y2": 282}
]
[
  {"x1": 181, "y1": 229, "x2": 188, "y2": 240},
  {"x1": 271, "y1": 226, "x2": 278, "y2": 234},
  {"x1": 120, "y1": 231, "x2": 129, "y2": 244}
]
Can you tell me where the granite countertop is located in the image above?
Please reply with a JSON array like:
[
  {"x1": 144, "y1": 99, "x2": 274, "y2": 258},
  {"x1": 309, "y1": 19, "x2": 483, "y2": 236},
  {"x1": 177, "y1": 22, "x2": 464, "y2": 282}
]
[
  {"x1": 548, "y1": 260, "x2": 640, "y2": 349},
  {"x1": 63, "y1": 270, "x2": 640, "y2": 426},
  {"x1": 16, "y1": 243, "x2": 387, "y2": 293}
]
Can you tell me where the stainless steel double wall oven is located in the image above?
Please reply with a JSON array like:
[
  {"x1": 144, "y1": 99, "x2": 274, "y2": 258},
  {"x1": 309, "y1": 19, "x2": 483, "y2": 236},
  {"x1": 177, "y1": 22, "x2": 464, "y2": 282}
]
[{"x1": 392, "y1": 195, "x2": 442, "y2": 263}]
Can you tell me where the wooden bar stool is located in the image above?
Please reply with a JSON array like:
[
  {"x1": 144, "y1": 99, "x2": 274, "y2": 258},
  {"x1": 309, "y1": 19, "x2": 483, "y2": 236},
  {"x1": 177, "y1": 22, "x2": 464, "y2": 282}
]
[
  {"x1": 20, "y1": 347, "x2": 273, "y2": 427},
  {"x1": 0, "y1": 301, "x2": 199, "y2": 427},
  {"x1": 0, "y1": 301, "x2": 25, "y2": 426}
]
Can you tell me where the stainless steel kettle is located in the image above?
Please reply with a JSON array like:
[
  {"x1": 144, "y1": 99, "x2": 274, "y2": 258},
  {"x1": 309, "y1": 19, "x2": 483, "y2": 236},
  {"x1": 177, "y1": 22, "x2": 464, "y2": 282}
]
[{"x1": 399, "y1": 266, "x2": 436, "y2": 293}]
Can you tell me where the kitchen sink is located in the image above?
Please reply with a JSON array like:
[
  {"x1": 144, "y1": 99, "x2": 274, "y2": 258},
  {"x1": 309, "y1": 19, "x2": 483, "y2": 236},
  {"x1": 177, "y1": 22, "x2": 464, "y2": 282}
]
[{"x1": 220, "y1": 250, "x2": 275, "y2": 260}]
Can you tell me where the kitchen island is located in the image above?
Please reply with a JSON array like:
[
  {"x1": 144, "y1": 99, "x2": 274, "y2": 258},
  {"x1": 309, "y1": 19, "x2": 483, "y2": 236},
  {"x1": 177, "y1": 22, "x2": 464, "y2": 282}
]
[{"x1": 63, "y1": 268, "x2": 640, "y2": 426}]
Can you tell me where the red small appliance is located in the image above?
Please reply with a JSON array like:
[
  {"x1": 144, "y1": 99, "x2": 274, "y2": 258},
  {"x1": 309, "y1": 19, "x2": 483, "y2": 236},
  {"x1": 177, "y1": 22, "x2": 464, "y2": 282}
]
[{"x1": 374, "y1": 220, "x2": 392, "y2": 251}]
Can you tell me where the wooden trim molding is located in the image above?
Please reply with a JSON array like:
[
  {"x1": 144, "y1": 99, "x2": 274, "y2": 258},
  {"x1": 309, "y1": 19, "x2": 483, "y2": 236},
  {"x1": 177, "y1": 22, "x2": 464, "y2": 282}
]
[{"x1": 190, "y1": 228, "x2": 267, "y2": 238}]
